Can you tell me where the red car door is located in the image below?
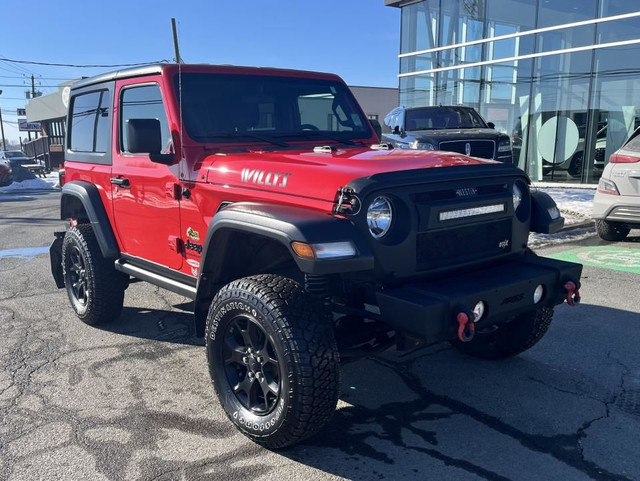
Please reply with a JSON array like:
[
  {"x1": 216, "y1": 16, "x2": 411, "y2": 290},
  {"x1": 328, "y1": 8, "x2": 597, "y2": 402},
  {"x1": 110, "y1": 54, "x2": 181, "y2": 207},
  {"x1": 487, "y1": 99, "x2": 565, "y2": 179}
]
[{"x1": 110, "y1": 77, "x2": 182, "y2": 270}]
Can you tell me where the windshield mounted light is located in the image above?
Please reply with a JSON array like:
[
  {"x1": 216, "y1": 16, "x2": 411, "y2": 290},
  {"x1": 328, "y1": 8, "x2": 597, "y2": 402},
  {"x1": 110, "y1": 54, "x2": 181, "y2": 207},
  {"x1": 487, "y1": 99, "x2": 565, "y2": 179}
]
[
  {"x1": 409, "y1": 140, "x2": 435, "y2": 150},
  {"x1": 291, "y1": 241, "x2": 357, "y2": 260},
  {"x1": 367, "y1": 196, "x2": 393, "y2": 238}
]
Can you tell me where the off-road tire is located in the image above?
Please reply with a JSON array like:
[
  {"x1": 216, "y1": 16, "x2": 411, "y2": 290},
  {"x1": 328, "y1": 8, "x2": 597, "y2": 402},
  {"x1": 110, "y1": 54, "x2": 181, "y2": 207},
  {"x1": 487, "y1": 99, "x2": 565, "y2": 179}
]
[
  {"x1": 595, "y1": 219, "x2": 630, "y2": 242},
  {"x1": 206, "y1": 274, "x2": 340, "y2": 449},
  {"x1": 451, "y1": 307, "x2": 554, "y2": 360},
  {"x1": 62, "y1": 224, "x2": 127, "y2": 325}
]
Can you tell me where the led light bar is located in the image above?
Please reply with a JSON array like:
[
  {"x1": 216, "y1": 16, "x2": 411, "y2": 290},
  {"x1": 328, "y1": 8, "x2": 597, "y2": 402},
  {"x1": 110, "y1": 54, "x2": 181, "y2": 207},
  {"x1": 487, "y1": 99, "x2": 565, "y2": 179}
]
[{"x1": 439, "y1": 204, "x2": 505, "y2": 221}]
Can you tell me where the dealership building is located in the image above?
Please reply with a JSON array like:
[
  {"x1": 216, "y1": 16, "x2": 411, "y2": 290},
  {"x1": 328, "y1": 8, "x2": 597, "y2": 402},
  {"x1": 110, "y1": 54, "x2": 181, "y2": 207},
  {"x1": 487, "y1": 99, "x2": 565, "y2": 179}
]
[{"x1": 386, "y1": 0, "x2": 640, "y2": 184}]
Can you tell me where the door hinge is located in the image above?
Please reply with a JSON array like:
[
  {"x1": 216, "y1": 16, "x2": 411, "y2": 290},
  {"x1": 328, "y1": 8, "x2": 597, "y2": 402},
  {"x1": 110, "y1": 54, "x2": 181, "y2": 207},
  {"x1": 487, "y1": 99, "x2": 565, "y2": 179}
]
[{"x1": 166, "y1": 182, "x2": 182, "y2": 200}]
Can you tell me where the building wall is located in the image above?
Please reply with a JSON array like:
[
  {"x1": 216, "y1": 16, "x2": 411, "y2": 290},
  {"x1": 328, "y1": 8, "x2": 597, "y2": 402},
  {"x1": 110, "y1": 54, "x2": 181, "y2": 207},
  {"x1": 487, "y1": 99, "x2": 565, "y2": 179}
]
[
  {"x1": 350, "y1": 86, "x2": 399, "y2": 132},
  {"x1": 389, "y1": 0, "x2": 640, "y2": 184}
]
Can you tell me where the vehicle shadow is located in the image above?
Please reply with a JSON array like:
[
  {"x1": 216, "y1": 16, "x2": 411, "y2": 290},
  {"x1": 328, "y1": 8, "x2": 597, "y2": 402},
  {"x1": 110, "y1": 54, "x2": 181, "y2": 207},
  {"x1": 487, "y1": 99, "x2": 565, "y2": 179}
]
[
  {"x1": 281, "y1": 302, "x2": 640, "y2": 481},
  {"x1": 94, "y1": 305, "x2": 203, "y2": 347}
]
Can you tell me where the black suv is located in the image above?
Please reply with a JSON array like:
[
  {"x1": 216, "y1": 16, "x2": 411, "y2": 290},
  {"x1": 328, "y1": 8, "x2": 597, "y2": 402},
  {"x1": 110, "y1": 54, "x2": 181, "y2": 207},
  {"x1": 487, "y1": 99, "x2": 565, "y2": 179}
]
[{"x1": 383, "y1": 106, "x2": 513, "y2": 163}]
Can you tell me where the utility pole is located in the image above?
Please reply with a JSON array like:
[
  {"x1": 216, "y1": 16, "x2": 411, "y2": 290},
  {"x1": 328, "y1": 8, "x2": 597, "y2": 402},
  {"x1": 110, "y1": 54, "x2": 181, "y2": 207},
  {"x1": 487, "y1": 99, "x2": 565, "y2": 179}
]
[
  {"x1": 0, "y1": 108, "x2": 6, "y2": 150},
  {"x1": 31, "y1": 75, "x2": 39, "y2": 139},
  {"x1": 171, "y1": 18, "x2": 182, "y2": 64}
]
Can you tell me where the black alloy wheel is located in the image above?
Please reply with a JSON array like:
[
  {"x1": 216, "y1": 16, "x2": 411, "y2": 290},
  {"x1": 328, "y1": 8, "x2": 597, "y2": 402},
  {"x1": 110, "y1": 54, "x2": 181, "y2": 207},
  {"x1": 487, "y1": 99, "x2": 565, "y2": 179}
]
[
  {"x1": 223, "y1": 315, "x2": 281, "y2": 415},
  {"x1": 206, "y1": 274, "x2": 340, "y2": 449},
  {"x1": 67, "y1": 245, "x2": 89, "y2": 307}
]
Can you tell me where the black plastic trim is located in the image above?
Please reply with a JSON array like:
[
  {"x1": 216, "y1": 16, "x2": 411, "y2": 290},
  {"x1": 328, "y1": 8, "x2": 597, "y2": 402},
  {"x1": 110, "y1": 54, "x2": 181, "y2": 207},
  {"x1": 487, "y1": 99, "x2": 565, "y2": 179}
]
[
  {"x1": 199, "y1": 202, "x2": 374, "y2": 279},
  {"x1": 114, "y1": 259, "x2": 196, "y2": 299},
  {"x1": 376, "y1": 254, "x2": 582, "y2": 344},
  {"x1": 530, "y1": 190, "x2": 564, "y2": 234},
  {"x1": 120, "y1": 253, "x2": 197, "y2": 287},
  {"x1": 60, "y1": 181, "x2": 120, "y2": 259}
]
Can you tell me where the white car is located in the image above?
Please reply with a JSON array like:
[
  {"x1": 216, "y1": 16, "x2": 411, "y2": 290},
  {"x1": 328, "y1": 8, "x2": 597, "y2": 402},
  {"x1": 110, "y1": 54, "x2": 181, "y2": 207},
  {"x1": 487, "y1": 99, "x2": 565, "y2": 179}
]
[{"x1": 592, "y1": 127, "x2": 640, "y2": 241}]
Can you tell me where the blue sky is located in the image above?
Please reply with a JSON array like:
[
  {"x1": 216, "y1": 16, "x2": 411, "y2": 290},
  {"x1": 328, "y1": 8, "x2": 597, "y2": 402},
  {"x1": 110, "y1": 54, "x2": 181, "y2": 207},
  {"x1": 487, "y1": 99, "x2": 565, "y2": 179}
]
[{"x1": 0, "y1": 0, "x2": 400, "y2": 144}]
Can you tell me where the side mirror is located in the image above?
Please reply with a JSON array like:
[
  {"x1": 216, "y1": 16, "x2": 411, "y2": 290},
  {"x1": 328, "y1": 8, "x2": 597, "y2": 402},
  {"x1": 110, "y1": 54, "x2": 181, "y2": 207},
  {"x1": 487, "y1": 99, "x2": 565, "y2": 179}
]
[
  {"x1": 126, "y1": 118, "x2": 176, "y2": 165},
  {"x1": 369, "y1": 118, "x2": 382, "y2": 140},
  {"x1": 487, "y1": 122, "x2": 495, "y2": 129}
]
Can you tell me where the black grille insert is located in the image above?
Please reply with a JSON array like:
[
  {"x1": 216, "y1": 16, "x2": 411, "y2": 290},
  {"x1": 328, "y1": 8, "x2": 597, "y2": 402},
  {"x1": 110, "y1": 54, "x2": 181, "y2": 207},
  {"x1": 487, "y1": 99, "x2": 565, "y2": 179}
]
[
  {"x1": 417, "y1": 219, "x2": 512, "y2": 270},
  {"x1": 439, "y1": 140, "x2": 495, "y2": 159}
]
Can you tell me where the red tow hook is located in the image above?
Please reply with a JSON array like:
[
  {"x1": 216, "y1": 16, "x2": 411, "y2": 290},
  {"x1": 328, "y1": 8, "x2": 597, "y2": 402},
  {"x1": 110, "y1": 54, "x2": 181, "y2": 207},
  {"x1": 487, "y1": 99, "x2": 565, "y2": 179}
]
[
  {"x1": 564, "y1": 281, "x2": 581, "y2": 306},
  {"x1": 456, "y1": 312, "x2": 475, "y2": 342}
]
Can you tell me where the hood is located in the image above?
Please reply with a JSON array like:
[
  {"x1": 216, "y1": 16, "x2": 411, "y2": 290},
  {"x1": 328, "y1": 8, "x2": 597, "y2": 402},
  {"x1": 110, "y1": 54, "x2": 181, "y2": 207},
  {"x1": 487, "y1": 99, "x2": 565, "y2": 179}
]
[{"x1": 202, "y1": 146, "x2": 498, "y2": 205}]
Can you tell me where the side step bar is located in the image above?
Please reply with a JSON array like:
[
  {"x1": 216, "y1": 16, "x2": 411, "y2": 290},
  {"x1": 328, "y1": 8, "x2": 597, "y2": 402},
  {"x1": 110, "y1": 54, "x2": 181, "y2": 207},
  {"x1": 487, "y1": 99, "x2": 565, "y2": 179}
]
[{"x1": 114, "y1": 259, "x2": 197, "y2": 299}]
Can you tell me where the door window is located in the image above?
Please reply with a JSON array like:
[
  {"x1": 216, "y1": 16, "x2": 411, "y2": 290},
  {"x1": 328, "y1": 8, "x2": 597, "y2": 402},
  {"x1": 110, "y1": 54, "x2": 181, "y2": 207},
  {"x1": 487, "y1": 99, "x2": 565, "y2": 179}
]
[{"x1": 120, "y1": 84, "x2": 171, "y2": 153}]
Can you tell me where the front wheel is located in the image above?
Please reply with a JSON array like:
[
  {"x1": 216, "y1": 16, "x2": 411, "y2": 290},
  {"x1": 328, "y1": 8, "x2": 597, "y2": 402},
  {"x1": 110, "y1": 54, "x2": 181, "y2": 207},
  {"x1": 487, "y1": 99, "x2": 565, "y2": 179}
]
[
  {"x1": 206, "y1": 274, "x2": 340, "y2": 449},
  {"x1": 451, "y1": 307, "x2": 554, "y2": 360}
]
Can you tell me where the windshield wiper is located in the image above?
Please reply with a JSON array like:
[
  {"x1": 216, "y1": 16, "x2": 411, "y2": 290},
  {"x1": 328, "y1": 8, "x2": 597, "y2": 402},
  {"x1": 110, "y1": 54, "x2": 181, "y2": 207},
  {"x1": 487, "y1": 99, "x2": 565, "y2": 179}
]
[{"x1": 196, "y1": 132, "x2": 290, "y2": 148}]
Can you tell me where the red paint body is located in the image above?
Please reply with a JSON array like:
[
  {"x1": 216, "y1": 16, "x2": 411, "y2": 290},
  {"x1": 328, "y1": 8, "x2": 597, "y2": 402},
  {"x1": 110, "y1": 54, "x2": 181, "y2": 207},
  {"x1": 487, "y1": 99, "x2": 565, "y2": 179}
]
[{"x1": 64, "y1": 64, "x2": 495, "y2": 279}]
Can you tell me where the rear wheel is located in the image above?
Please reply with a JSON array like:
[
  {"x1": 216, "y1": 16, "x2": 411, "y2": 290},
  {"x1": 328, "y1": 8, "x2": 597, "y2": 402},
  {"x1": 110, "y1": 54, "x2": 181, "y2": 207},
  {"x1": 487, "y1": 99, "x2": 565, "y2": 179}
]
[
  {"x1": 62, "y1": 224, "x2": 127, "y2": 325},
  {"x1": 451, "y1": 307, "x2": 554, "y2": 360},
  {"x1": 206, "y1": 274, "x2": 340, "y2": 449},
  {"x1": 595, "y1": 219, "x2": 630, "y2": 242}
]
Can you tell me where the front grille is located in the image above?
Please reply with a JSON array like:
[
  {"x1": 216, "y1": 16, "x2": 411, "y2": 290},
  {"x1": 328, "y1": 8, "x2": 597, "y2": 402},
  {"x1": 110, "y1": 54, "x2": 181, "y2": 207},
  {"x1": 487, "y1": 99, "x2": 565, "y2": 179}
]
[
  {"x1": 416, "y1": 219, "x2": 512, "y2": 271},
  {"x1": 439, "y1": 140, "x2": 496, "y2": 159}
]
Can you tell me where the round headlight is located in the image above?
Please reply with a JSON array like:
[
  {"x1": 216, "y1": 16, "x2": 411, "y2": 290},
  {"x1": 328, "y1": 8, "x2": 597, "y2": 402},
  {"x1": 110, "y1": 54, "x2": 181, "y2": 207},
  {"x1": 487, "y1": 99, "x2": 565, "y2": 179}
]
[
  {"x1": 367, "y1": 196, "x2": 393, "y2": 239},
  {"x1": 512, "y1": 183, "x2": 523, "y2": 210},
  {"x1": 473, "y1": 301, "x2": 486, "y2": 322}
]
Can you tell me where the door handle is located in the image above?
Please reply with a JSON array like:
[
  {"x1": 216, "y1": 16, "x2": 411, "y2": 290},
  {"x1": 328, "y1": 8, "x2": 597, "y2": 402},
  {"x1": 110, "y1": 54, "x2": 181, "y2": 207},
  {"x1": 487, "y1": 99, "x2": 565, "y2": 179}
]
[{"x1": 110, "y1": 177, "x2": 130, "y2": 188}]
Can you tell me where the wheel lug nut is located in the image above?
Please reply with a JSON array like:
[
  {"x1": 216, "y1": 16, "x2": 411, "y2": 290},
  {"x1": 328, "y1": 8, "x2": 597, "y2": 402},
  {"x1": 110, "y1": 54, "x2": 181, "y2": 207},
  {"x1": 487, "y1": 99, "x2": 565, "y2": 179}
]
[
  {"x1": 247, "y1": 372, "x2": 254, "y2": 379},
  {"x1": 242, "y1": 356, "x2": 249, "y2": 364},
  {"x1": 256, "y1": 356, "x2": 263, "y2": 364}
]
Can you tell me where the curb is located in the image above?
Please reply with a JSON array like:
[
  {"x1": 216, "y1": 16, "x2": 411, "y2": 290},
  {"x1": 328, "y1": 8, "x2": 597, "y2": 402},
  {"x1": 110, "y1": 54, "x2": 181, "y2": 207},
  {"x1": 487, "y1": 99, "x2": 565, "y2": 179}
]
[{"x1": 560, "y1": 219, "x2": 595, "y2": 233}]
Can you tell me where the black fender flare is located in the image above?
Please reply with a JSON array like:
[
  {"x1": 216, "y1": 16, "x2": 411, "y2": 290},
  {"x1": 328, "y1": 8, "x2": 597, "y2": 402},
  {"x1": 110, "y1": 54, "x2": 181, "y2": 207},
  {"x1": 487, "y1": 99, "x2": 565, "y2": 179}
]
[
  {"x1": 60, "y1": 181, "x2": 120, "y2": 259},
  {"x1": 530, "y1": 190, "x2": 564, "y2": 235},
  {"x1": 193, "y1": 202, "x2": 374, "y2": 335}
]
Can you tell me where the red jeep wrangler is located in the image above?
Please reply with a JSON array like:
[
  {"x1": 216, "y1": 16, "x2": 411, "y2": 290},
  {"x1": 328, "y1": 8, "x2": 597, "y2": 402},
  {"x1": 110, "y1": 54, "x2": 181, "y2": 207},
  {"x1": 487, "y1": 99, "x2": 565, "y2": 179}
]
[{"x1": 50, "y1": 64, "x2": 582, "y2": 448}]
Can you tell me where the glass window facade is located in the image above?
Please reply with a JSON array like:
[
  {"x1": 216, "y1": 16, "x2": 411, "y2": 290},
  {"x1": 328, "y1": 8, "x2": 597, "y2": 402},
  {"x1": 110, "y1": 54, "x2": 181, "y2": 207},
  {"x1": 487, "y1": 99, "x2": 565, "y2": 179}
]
[{"x1": 395, "y1": 0, "x2": 640, "y2": 183}]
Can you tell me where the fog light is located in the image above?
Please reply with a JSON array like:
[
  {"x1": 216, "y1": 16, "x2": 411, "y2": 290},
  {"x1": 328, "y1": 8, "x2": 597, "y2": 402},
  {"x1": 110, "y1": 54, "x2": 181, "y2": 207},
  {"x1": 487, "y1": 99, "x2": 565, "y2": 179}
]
[
  {"x1": 533, "y1": 284, "x2": 544, "y2": 304},
  {"x1": 473, "y1": 301, "x2": 486, "y2": 322}
]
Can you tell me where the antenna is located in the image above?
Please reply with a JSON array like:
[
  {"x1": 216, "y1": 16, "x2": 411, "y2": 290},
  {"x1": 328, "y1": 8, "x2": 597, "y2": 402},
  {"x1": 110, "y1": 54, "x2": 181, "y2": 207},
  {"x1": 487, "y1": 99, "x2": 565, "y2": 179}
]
[
  {"x1": 171, "y1": 18, "x2": 182, "y2": 64},
  {"x1": 171, "y1": 18, "x2": 187, "y2": 181}
]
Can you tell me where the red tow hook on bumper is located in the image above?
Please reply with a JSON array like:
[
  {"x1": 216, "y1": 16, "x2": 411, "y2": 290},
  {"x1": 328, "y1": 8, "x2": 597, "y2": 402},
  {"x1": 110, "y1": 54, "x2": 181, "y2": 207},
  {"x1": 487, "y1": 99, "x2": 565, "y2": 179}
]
[
  {"x1": 564, "y1": 281, "x2": 581, "y2": 306},
  {"x1": 456, "y1": 312, "x2": 475, "y2": 342}
]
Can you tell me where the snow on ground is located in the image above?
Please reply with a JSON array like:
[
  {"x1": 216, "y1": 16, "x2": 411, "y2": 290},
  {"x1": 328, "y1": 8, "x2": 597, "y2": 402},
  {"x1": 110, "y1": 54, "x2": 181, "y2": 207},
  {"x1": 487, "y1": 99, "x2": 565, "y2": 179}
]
[
  {"x1": 537, "y1": 187, "x2": 594, "y2": 225},
  {"x1": 529, "y1": 186, "x2": 597, "y2": 247},
  {"x1": 0, "y1": 171, "x2": 59, "y2": 193}
]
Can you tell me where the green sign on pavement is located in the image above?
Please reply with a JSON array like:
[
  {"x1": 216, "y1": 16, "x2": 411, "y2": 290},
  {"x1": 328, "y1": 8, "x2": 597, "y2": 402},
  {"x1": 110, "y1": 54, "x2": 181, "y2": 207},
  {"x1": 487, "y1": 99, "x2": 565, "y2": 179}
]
[{"x1": 548, "y1": 246, "x2": 640, "y2": 274}]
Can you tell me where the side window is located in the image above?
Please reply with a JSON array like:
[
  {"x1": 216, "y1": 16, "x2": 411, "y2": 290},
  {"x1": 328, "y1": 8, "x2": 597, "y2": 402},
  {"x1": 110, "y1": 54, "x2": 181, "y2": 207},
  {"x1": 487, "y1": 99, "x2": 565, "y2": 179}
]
[
  {"x1": 69, "y1": 90, "x2": 111, "y2": 153},
  {"x1": 120, "y1": 84, "x2": 170, "y2": 153}
]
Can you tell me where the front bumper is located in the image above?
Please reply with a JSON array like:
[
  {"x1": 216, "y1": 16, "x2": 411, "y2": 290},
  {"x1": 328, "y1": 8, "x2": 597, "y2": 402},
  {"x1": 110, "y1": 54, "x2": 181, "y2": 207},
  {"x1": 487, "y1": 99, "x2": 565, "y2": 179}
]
[{"x1": 376, "y1": 255, "x2": 582, "y2": 344}]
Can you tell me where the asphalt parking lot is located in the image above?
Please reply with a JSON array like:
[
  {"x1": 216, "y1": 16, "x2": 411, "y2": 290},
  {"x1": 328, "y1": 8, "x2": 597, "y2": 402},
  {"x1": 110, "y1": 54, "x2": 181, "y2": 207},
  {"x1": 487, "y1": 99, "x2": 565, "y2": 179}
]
[{"x1": 1, "y1": 190, "x2": 640, "y2": 481}]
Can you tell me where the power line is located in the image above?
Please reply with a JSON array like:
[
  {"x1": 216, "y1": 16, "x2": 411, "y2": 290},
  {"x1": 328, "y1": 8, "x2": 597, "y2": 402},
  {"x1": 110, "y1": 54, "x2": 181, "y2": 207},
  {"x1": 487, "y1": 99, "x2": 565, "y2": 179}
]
[
  {"x1": 0, "y1": 75, "x2": 72, "y2": 81},
  {"x1": 0, "y1": 83, "x2": 59, "y2": 88},
  {"x1": 0, "y1": 56, "x2": 169, "y2": 68}
]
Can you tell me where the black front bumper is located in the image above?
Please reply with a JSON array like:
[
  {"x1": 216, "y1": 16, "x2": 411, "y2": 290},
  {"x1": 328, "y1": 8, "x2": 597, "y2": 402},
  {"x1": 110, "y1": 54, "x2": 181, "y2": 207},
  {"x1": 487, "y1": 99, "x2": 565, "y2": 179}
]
[{"x1": 376, "y1": 255, "x2": 582, "y2": 344}]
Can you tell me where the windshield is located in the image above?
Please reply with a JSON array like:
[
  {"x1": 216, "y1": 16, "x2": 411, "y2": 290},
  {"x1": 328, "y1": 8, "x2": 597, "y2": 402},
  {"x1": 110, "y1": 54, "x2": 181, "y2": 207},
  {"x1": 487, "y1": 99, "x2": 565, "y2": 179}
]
[
  {"x1": 4, "y1": 151, "x2": 25, "y2": 158},
  {"x1": 405, "y1": 107, "x2": 487, "y2": 130},
  {"x1": 175, "y1": 73, "x2": 372, "y2": 144}
]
